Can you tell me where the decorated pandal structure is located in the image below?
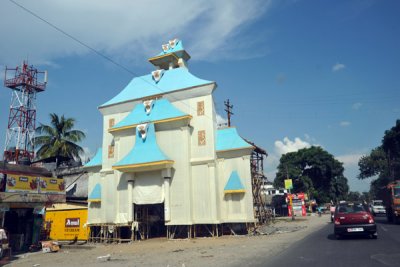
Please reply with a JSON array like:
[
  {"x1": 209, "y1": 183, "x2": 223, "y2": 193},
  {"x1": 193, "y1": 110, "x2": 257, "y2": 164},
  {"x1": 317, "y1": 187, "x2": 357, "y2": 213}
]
[{"x1": 84, "y1": 39, "x2": 267, "y2": 242}]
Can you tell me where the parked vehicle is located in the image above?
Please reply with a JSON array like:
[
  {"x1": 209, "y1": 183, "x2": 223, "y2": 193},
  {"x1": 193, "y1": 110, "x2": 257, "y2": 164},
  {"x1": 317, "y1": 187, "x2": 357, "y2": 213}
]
[
  {"x1": 382, "y1": 180, "x2": 400, "y2": 223},
  {"x1": 334, "y1": 202, "x2": 377, "y2": 239},
  {"x1": 369, "y1": 200, "x2": 386, "y2": 216}
]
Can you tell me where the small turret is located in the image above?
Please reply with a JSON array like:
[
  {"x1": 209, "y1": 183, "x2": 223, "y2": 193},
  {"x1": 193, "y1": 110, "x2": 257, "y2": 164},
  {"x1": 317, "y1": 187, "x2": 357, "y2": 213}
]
[{"x1": 148, "y1": 39, "x2": 190, "y2": 70}]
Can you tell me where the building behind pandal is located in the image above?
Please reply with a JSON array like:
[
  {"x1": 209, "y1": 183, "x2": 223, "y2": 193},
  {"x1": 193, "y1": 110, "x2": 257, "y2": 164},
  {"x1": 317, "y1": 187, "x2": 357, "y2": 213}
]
[{"x1": 0, "y1": 162, "x2": 65, "y2": 252}]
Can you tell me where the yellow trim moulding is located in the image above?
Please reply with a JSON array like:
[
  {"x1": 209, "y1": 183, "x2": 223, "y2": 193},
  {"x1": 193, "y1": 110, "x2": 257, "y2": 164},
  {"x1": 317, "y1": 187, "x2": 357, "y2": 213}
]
[
  {"x1": 148, "y1": 51, "x2": 181, "y2": 62},
  {"x1": 88, "y1": 199, "x2": 101, "y2": 202},
  {"x1": 224, "y1": 189, "x2": 246, "y2": 194},
  {"x1": 112, "y1": 160, "x2": 174, "y2": 171}
]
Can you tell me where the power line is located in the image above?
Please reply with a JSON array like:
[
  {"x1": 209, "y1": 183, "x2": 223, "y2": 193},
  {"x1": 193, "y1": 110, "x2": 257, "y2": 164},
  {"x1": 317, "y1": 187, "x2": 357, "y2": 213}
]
[
  {"x1": 9, "y1": 0, "x2": 136, "y2": 77},
  {"x1": 7, "y1": 1, "x2": 213, "y2": 110},
  {"x1": 8, "y1": 0, "x2": 240, "y2": 148}
]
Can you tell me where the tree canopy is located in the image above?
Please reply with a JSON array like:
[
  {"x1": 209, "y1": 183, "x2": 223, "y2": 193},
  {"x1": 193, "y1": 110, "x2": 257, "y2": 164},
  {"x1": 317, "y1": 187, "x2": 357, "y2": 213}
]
[
  {"x1": 358, "y1": 119, "x2": 400, "y2": 197},
  {"x1": 33, "y1": 113, "x2": 86, "y2": 163},
  {"x1": 274, "y1": 146, "x2": 349, "y2": 204}
]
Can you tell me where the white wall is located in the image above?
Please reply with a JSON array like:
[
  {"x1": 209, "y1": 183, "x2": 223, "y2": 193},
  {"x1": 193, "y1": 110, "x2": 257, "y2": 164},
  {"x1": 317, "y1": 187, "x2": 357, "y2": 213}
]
[{"x1": 217, "y1": 151, "x2": 255, "y2": 223}]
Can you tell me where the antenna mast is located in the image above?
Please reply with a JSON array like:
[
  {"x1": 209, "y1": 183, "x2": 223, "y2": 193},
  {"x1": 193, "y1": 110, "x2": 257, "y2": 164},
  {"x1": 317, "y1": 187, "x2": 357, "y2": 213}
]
[{"x1": 3, "y1": 61, "x2": 47, "y2": 164}]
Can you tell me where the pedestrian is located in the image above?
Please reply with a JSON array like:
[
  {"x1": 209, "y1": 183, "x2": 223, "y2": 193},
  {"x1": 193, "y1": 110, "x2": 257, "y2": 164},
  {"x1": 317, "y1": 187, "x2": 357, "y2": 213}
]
[
  {"x1": 0, "y1": 227, "x2": 8, "y2": 258},
  {"x1": 317, "y1": 206, "x2": 322, "y2": 217}
]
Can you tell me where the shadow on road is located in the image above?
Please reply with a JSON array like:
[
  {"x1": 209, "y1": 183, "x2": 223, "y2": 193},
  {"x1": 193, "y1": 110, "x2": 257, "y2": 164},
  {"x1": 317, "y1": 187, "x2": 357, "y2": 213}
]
[
  {"x1": 326, "y1": 233, "x2": 377, "y2": 241},
  {"x1": 374, "y1": 217, "x2": 399, "y2": 225}
]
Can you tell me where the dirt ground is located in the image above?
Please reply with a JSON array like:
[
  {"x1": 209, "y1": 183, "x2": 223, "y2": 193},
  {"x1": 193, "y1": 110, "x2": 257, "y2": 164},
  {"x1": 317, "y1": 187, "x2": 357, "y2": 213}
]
[{"x1": 3, "y1": 214, "x2": 330, "y2": 267}]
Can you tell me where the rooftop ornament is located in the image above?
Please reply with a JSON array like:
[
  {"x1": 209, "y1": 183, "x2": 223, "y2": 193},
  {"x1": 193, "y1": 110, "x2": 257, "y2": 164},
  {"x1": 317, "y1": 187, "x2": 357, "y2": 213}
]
[
  {"x1": 137, "y1": 123, "x2": 148, "y2": 140},
  {"x1": 151, "y1": 69, "x2": 164, "y2": 82},
  {"x1": 143, "y1": 99, "x2": 154, "y2": 115}
]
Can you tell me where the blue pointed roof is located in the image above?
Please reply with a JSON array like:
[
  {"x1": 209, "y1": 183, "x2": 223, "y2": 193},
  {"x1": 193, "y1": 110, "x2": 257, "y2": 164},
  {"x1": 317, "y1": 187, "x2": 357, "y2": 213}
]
[
  {"x1": 224, "y1": 171, "x2": 245, "y2": 193},
  {"x1": 88, "y1": 183, "x2": 101, "y2": 202},
  {"x1": 100, "y1": 68, "x2": 213, "y2": 107},
  {"x1": 113, "y1": 123, "x2": 173, "y2": 171},
  {"x1": 110, "y1": 98, "x2": 191, "y2": 132},
  {"x1": 84, "y1": 148, "x2": 102, "y2": 168},
  {"x1": 216, "y1": 127, "x2": 254, "y2": 152},
  {"x1": 156, "y1": 39, "x2": 186, "y2": 57},
  {"x1": 154, "y1": 40, "x2": 190, "y2": 60}
]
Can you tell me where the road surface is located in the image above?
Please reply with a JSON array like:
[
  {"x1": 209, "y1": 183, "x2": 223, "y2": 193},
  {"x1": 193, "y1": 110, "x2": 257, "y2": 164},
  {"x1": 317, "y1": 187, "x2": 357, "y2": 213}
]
[{"x1": 259, "y1": 216, "x2": 400, "y2": 267}]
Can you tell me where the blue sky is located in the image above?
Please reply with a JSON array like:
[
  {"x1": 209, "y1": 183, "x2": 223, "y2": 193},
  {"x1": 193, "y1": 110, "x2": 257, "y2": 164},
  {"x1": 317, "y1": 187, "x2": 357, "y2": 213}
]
[{"x1": 0, "y1": 0, "x2": 399, "y2": 192}]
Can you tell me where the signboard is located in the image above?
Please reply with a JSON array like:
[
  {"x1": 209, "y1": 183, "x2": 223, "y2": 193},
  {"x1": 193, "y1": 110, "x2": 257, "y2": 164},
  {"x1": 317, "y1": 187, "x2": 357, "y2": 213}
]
[
  {"x1": 65, "y1": 218, "x2": 80, "y2": 228},
  {"x1": 284, "y1": 179, "x2": 293, "y2": 190},
  {"x1": 39, "y1": 177, "x2": 65, "y2": 194},
  {"x1": 287, "y1": 193, "x2": 307, "y2": 217},
  {"x1": 5, "y1": 174, "x2": 39, "y2": 193},
  {"x1": 46, "y1": 209, "x2": 89, "y2": 241},
  {"x1": 5, "y1": 174, "x2": 65, "y2": 194}
]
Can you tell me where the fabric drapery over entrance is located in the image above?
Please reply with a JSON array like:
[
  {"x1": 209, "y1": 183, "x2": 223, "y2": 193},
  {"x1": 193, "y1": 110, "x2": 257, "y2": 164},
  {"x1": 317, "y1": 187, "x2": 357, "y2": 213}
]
[{"x1": 133, "y1": 171, "x2": 164, "y2": 205}]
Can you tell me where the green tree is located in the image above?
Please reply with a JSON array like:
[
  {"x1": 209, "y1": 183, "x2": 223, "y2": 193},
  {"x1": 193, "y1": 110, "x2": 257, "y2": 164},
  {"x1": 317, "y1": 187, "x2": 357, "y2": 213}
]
[
  {"x1": 274, "y1": 146, "x2": 349, "y2": 204},
  {"x1": 347, "y1": 191, "x2": 361, "y2": 202},
  {"x1": 34, "y1": 113, "x2": 86, "y2": 164},
  {"x1": 358, "y1": 119, "x2": 400, "y2": 197},
  {"x1": 360, "y1": 192, "x2": 371, "y2": 203}
]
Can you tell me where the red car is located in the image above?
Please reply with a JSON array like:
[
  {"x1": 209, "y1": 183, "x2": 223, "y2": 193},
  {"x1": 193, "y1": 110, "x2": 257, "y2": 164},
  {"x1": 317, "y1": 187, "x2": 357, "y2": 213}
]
[{"x1": 334, "y1": 202, "x2": 377, "y2": 239}]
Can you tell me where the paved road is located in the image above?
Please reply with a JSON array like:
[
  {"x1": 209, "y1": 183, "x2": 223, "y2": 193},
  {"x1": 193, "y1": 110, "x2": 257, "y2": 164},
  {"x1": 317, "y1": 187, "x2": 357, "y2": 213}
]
[{"x1": 260, "y1": 216, "x2": 400, "y2": 267}]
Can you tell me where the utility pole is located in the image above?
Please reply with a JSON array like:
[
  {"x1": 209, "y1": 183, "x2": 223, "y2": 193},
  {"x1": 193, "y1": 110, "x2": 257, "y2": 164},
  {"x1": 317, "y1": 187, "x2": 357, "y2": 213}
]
[
  {"x1": 285, "y1": 165, "x2": 295, "y2": 221},
  {"x1": 224, "y1": 99, "x2": 234, "y2": 127}
]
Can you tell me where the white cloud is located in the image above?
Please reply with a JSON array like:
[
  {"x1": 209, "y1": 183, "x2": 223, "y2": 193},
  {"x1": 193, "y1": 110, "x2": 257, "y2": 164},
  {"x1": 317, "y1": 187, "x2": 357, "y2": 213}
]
[
  {"x1": 340, "y1": 121, "x2": 351, "y2": 127},
  {"x1": 336, "y1": 153, "x2": 363, "y2": 167},
  {"x1": 274, "y1": 137, "x2": 311, "y2": 155},
  {"x1": 336, "y1": 153, "x2": 371, "y2": 192},
  {"x1": 264, "y1": 136, "x2": 316, "y2": 181},
  {"x1": 216, "y1": 113, "x2": 228, "y2": 128},
  {"x1": 0, "y1": 0, "x2": 272, "y2": 65},
  {"x1": 352, "y1": 102, "x2": 362, "y2": 110},
  {"x1": 332, "y1": 63, "x2": 346, "y2": 72}
]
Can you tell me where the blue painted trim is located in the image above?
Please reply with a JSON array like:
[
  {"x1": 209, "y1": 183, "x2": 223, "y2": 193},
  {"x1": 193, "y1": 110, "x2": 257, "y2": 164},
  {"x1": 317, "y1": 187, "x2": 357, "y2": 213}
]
[
  {"x1": 112, "y1": 98, "x2": 188, "y2": 130},
  {"x1": 156, "y1": 40, "x2": 185, "y2": 56},
  {"x1": 224, "y1": 171, "x2": 245, "y2": 192},
  {"x1": 84, "y1": 148, "x2": 102, "y2": 167},
  {"x1": 113, "y1": 123, "x2": 171, "y2": 167},
  {"x1": 216, "y1": 128, "x2": 253, "y2": 152},
  {"x1": 88, "y1": 183, "x2": 101, "y2": 201},
  {"x1": 100, "y1": 68, "x2": 213, "y2": 107}
]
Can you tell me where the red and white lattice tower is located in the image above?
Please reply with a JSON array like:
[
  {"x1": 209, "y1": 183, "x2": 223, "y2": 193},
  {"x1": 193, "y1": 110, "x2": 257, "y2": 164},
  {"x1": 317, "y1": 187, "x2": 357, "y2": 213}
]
[{"x1": 3, "y1": 61, "x2": 47, "y2": 164}]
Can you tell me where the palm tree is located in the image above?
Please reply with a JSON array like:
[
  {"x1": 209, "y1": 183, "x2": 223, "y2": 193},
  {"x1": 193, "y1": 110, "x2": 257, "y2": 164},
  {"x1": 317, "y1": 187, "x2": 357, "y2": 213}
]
[{"x1": 34, "y1": 113, "x2": 86, "y2": 164}]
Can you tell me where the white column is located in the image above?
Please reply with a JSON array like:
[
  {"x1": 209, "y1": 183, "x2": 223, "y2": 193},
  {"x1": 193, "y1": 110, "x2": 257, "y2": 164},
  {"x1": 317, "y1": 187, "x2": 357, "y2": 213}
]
[
  {"x1": 208, "y1": 162, "x2": 218, "y2": 221},
  {"x1": 162, "y1": 168, "x2": 172, "y2": 222},
  {"x1": 127, "y1": 174, "x2": 135, "y2": 222}
]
